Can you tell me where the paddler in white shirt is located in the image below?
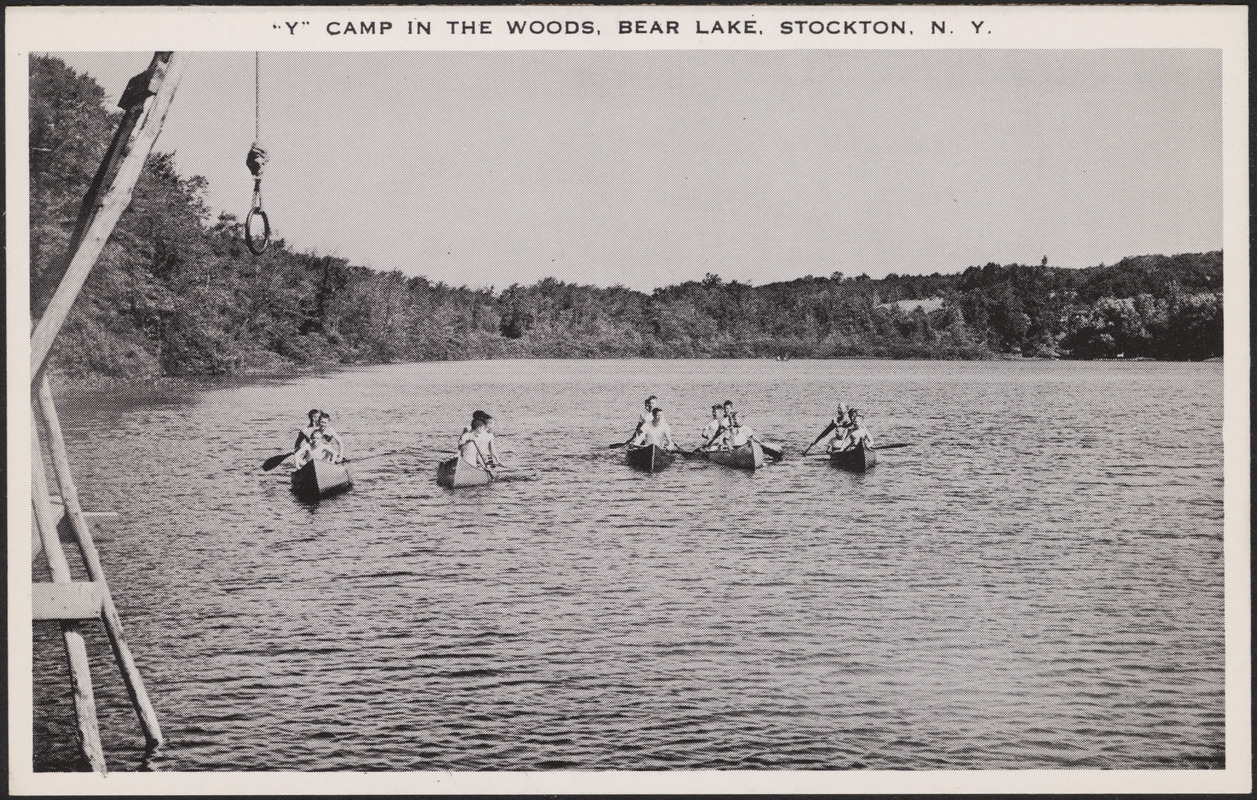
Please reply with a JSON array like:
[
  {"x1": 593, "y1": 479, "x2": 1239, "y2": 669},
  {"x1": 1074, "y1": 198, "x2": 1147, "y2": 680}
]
[
  {"x1": 802, "y1": 403, "x2": 854, "y2": 456},
  {"x1": 458, "y1": 417, "x2": 496, "y2": 476},
  {"x1": 623, "y1": 394, "x2": 659, "y2": 446},
  {"x1": 700, "y1": 399, "x2": 737, "y2": 450},
  {"x1": 311, "y1": 411, "x2": 346, "y2": 463},
  {"x1": 727, "y1": 411, "x2": 757, "y2": 448},
  {"x1": 698, "y1": 404, "x2": 725, "y2": 451},
  {"x1": 459, "y1": 413, "x2": 503, "y2": 468},
  {"x1": 828, "y1": 409, "x2": 874, "y2": 453},
  {"x1": 635, "y1": 406, "x2": 678, "y2": 451}
]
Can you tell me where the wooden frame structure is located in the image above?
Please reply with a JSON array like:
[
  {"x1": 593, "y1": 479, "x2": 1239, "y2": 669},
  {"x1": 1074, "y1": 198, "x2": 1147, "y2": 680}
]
[{"x1": 31, "y1": 51, "x2": 189, "y2": 773}]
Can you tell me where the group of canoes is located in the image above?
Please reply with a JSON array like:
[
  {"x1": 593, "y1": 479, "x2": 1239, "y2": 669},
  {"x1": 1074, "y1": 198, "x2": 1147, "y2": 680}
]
[
  {"x1": 622, "y1": 396, "x2": 876, "y2": 475},
  {"x1": 278, "y1": 399, "x2": 880, "y2": 500},
  {"x1": 622, "y1": 396, "x2": 766, "y2": 473}
]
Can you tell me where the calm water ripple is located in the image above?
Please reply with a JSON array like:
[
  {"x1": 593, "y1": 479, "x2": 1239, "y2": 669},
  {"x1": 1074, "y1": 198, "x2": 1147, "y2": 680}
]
[{"x1": 33, "y1": 359, "x2": 1224, "y2": 771}]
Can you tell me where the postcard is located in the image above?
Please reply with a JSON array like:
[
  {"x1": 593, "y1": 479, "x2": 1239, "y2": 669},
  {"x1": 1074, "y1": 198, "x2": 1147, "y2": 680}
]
[{"x1": 7, "y1": 5, "x2": 1249, "y2": 795}]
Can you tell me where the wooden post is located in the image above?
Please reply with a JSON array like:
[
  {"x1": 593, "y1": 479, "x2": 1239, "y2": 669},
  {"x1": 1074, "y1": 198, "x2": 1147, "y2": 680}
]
[
  {"x1": 31, "y1": 427, "x2": 107, "y2": 773},
  {"x1": 36, "y1": 377, "x2": 163, "y2": 747},
  {"x1": 29, "y1": 51, "x2": 190, "y2": 380}
]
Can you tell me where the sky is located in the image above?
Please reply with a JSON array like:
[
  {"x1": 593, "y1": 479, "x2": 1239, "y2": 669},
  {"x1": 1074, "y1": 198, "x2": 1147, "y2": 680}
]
[{"x1": 48, "y1": 49, "x2": 1222, "y2": 292}]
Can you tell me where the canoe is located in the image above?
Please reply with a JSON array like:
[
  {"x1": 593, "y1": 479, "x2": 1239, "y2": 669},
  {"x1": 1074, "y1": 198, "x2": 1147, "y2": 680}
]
[
  {"x1": 291, "y1": 458, "x2": 352, "y2": 500},
  {"x1": 627, "y1": 444, "x2": 674, "y2": 473},
  {"x1": 706, "y1": 440, "x2": 765, "y2": 471},
  {"x1": 436, "y1": 456, "x2": 493, "y2": 489},
  {"x1": 829, "y1": 441, "x2": 877, "y2": 473}
]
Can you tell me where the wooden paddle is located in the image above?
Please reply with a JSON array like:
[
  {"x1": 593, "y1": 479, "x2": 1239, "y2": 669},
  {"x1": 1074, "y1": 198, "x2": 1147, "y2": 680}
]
[
  {"x1": 341, "y1": 449, "x2": 407, "y2": 464},
  {"x1": 801, "y1": 422, "x2": 838, "y2": 457},
  {"x1": 758, "y1": 440, "x2": 786, "y2": 461},
  {"x1": 482, "y1": 455, "x2": 521, "y2": 473},
  {"x1": 608, "y1": 441, "x2": 630, "y2": 449},
  {"x1": 261, "y1": 451, "x2": 296, "y2": 471},
  {"x1": 268, "y1": 447, "x2": 407, "y2": 471},
  {"x1": 808, "y1": 443, "x2": 910, "y2": 458}
]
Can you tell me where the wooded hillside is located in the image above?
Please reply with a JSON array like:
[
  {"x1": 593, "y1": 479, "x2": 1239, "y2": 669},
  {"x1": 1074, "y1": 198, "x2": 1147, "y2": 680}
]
[{"x1": 31, "y1": 56, "x2": 1223, "y2": 380}]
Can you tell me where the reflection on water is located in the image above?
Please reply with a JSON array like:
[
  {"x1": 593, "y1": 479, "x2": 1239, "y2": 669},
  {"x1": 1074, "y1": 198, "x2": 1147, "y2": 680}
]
[{"x1": 33, "y1": 359, "x2": 1225, "y2": 771}]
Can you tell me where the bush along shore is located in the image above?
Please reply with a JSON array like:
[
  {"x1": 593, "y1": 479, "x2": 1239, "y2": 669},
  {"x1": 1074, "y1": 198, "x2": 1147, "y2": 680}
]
[{"x1": 32, "y1": 56, "x2": 1223, "y2": 383}]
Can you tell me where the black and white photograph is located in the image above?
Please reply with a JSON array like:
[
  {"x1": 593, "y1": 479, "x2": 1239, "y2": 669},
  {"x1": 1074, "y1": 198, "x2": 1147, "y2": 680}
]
[{"x1": 8, "y1": 5, "x2": 1249, "y2": 795}]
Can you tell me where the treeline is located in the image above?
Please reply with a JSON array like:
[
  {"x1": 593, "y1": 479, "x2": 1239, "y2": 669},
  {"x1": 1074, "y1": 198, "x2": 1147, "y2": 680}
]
[{"x1": 31, "y1": 56, "x2": 1223, "y2": 380}]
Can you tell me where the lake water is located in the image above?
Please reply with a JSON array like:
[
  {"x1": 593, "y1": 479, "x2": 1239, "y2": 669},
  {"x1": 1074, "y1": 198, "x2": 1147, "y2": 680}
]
[{"x1": 32, "y1": 358, "x2": 1225, "y2": 771}]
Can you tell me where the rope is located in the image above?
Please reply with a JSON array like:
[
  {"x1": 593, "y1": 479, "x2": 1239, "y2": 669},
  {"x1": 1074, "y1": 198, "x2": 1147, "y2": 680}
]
[{"x1": 245, "y1": 51, "x2": 269, "y2": 255}]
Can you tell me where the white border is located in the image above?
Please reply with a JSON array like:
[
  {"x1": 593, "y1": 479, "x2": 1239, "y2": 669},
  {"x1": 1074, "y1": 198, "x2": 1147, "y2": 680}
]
[{"x1": 7, "y1": 5, "x2": 1249, "y2": 795}]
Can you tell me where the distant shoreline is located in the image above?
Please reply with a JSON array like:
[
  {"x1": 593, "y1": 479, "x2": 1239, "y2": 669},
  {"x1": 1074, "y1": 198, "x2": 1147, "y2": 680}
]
[{"x1": 47, "y1": 354, "x2": 1223, "y2": 395}]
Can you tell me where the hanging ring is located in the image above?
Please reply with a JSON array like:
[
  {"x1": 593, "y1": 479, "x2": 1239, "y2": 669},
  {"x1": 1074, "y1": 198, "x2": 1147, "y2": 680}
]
[
  {"x1": 245, "y1": 176, "x2": 270, "y2": 255},
  {"x1": 246, "y1": 207, "x2": 270, "y2": 255}
]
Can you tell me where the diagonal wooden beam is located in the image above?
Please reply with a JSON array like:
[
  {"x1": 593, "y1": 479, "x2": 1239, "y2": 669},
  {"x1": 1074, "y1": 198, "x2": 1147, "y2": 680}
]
[
  {"x1": 32, "y1": 423, "x2": 107, "y2": 773},
  {"x1": 36, "y1": 376, "x2": 164, "y2": 747},
  {"x1": 30, "y1": 51, "x2": 190, "y2": 381}
]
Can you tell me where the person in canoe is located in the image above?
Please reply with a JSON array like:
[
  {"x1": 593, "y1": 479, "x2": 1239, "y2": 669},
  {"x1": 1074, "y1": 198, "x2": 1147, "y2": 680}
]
[
  {"x1": 634, "y1": 406, "x2": 679, "y2": 451},
  {"x1": 828, "y1": 408, "x2": 875, "y2": 453},
  {"x1": 297, "y1": 411, "x2": 345, "y2": 466},
  {"x1": 727, "y1": 411, "x2": 758, "y2": 448},
  {"x1": 458, "y1": 417, "x2": 497, "y2": 477},
  {"x1": 289, "y1": 408, "x2": 321, "y2": 465},
  {"x1": 459, "y1": 409, "x2": 490, "y2": 443},
  {"x1": 290, "y1": 408, "x2": 322, "y2": 467},
  {"x1": 465, "y1": 412, "x2": 508, "y2": 466},
  {"x1": 699, "y1": 400, "x2": 738, "y2": 450},
  {"x1": 801, "y1": 403, "x2": 854, "y2": 456},
  {"x1": 313, "y1": 411, "x2": 347, "y2": 463},
  {"x1": 698, "y1": 404, "x2": 725, "y2": 451},
  {"x1": 623, "y1": 395, "x2": 659, "y2": 446},
  {"x1": 296, "y1": 408, "x2": 320, "y2": 447}
]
